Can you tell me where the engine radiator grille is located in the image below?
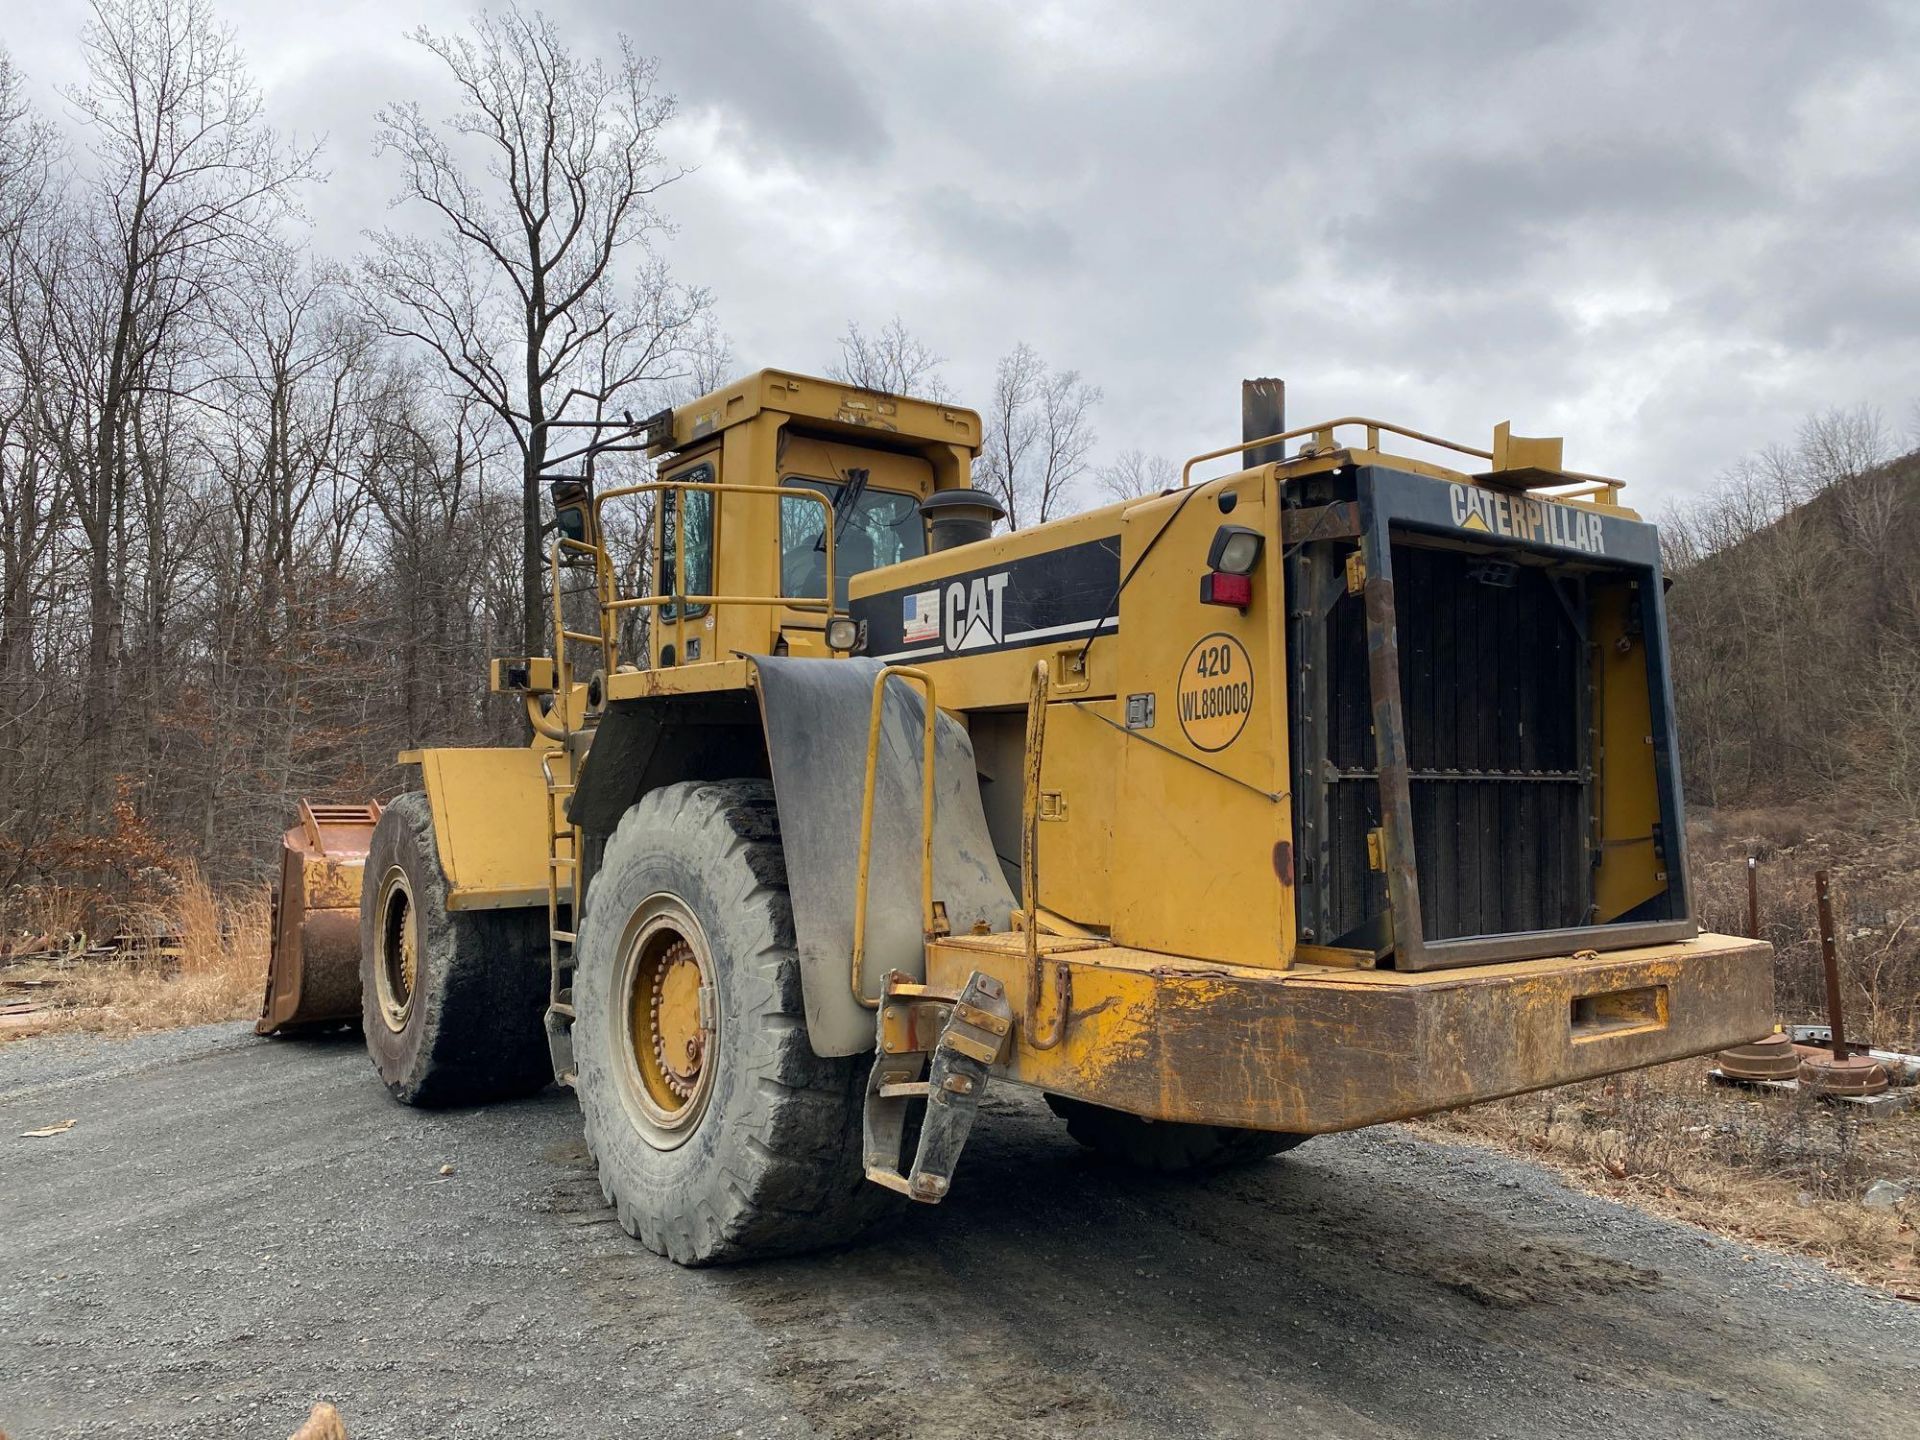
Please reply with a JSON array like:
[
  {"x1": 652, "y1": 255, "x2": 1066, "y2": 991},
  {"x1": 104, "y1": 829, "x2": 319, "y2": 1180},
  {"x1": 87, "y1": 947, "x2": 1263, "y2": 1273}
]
[{"x1": 1325, "y1": 542, "x2": 1591, "y2": 944}]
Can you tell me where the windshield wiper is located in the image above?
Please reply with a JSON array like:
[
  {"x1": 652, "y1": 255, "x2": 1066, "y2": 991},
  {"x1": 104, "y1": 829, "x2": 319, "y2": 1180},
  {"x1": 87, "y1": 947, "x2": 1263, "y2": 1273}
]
[{"x1": 816, "y1": 467, "x2": 869, "y2": 553}]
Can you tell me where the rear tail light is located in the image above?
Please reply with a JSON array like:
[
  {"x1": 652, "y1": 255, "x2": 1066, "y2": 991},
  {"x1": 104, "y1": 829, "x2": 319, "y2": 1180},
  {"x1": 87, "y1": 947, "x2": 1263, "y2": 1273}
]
[
  {"x1": 1200, "y1": 571, "x2": 1252, "y2": 608},
  {"x1": 1202, "y1": 525, "x2": 1262, "y2": 610}
]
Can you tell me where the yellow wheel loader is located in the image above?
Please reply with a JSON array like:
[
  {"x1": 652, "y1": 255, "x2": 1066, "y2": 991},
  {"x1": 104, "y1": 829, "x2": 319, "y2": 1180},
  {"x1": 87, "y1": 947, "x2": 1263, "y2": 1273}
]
[{"x1": 259, "y1": 369, "x2": 1773, "y2": 1264}]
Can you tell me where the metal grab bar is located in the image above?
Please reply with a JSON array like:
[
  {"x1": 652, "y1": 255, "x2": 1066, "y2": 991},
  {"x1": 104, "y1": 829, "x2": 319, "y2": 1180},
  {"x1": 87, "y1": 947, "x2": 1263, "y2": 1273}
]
[
  {"x1": 850, "y1": 665, "x2": 939, "y2": 1010},
  {"x1": 1181, "y1": 417, "x2": 1494, "y2": 488},
  {"x1": 538, "y1": 748, "x2": 577, "y2": 1012},
  {"x1": 586, "y1": 480, "x2": 839, "y2": 670},
  {"x1": 1179, "y1": 416, "x2": 1628, "y2": 500},
  {"x1": 1021, "y1": 661, "x2": 1069, "y2": 1050},
  {"x1": 542, "y1": 535, "x2": 608, "y2": 741}
]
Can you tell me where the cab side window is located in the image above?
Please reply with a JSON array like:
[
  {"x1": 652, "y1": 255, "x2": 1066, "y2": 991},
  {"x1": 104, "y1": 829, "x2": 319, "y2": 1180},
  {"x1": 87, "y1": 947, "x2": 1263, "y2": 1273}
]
[{"x1": 659, "y1": 463, "x2": 713, "y2": 620}]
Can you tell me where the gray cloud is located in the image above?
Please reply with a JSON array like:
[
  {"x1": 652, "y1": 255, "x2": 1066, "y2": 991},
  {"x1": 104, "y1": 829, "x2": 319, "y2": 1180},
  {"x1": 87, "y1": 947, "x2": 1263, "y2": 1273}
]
[
  {"x1": 552, "y1": 0, "x2": 890, "y2": 166},
  {"x1": 909, "y1": 185, "x2": 1076, "y2": 275},
  {"x1": 6, "y1": 0, "x2": 1916, "y2": 506}
]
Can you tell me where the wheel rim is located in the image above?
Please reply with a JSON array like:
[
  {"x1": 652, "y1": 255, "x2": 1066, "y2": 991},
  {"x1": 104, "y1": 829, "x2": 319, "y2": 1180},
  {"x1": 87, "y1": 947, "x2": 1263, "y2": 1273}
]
[
  {"x1": 373, "y1": 865, "x2": 418, "y2": 1033},
  {"x1": 612, "y1": 894, "x2": 718, "y2": 1149}
]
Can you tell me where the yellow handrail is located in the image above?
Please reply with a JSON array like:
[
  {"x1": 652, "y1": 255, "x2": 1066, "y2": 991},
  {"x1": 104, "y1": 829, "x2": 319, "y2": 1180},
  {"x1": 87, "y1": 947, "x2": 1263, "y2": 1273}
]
[
  {"x1": 1021, "y1": 661, "x2": 1069, "y2": 1050},
  {"x1": 586, "y1": 480, "x2": 840, "y2": 671},
  {"x1": 850, "y1": 665, "x2": 939, "y2": 1010},
  {"x1": 1181, "y1": 417, "x2": 1494, "y2": 488},
  {"x1": 542, "y1": 535, "x2": 607, "y2": 740},
  {"x1": 1179, "y1": 415, "x2": 1627, "y2": 499},
  {"x1": 538, "y1": 747, "x2": 576, "y2": 990}
]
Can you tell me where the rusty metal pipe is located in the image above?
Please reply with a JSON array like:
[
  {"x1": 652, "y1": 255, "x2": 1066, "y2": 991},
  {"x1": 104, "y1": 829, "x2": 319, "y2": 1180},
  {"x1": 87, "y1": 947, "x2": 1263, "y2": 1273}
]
[
  {"x1": 1816, "y1": 869, "x2": 1846, "y2": 1060},
  {"x1": 1362, "y1": 568, "x2": 1425, "y2": 965}
]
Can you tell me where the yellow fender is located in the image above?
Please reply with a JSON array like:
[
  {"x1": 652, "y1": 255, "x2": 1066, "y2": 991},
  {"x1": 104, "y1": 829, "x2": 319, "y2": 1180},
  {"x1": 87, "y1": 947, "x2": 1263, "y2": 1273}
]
[{"x1": 402, "y1": 746, "x2": 566, "y2": 911}]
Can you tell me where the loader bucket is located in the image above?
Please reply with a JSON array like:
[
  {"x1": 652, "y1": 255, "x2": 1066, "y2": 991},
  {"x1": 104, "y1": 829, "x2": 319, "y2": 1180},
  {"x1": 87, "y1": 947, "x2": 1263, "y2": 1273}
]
[{"x1": 256, "y1": 800, "x2": 383, "y2": 1035}]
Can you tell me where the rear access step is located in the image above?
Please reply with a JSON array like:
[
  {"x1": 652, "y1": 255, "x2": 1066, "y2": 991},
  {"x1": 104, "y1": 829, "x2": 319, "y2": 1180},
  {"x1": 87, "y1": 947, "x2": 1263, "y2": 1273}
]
[
  {"x1": 863, "y1": 970, "x2": 1013, "y2": 1201},
  {"x1": 257, "y1": 801, "x2": 383, "y2": 1034}
]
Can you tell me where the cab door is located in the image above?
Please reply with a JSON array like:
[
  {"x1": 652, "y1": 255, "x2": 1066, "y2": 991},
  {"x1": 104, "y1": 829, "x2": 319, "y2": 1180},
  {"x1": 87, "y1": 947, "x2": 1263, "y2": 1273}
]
[{"x1": 653, "y1": 456, "x2": 716, "y2": 668}]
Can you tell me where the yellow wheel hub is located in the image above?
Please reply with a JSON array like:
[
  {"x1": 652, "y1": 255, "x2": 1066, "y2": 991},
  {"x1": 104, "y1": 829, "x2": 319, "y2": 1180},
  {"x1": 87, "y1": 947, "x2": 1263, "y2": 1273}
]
[
  {"x1": 617, "y1": 905, "x2": 717, "y2": 1144},
  {"x1": 374, "y1": 867, "x2": 417, "y2": 1033},
  {"x1": 644, "y1": 941, "x2": 706, "y2": 1102}
]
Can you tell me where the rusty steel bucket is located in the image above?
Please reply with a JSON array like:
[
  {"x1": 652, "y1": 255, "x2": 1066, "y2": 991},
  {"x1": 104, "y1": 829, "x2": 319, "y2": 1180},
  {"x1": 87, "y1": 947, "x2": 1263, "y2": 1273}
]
[{"x1": 257, "y1": 800, "x2": 383, "y2": 1035}]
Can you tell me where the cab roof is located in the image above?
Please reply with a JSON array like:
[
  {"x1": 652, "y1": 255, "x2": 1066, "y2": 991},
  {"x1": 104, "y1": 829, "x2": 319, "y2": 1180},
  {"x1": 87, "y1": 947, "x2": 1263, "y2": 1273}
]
[{"x1": 652, "y1": 368, "x2": 982, "y2": 457}]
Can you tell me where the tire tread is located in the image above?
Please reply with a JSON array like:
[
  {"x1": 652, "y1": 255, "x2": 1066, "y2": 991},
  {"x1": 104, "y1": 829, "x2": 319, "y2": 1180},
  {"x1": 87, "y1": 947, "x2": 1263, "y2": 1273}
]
[
  {"x1": 359, "y1": 793, "x2": 550, "y2": 1107},
  {"x1": 1046, "y1": 1093, "x2": 1309, "y2": 1173},
  {"x1": 577, "y1": 780, "x2": 889, "y2": 1264}
]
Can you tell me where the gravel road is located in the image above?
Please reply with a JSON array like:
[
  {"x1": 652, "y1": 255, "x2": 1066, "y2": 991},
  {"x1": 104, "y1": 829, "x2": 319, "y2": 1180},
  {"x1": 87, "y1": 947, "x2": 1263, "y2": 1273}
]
[{"x1": 2, "y1": 1022, "x2": 1915, "y2": 1439}]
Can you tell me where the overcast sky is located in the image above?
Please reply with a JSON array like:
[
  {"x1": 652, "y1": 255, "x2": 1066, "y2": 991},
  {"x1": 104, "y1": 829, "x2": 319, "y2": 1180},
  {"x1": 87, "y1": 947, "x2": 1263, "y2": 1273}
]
[{"x1": 6, "y1": 1, "x2": 1918, "y2": 509}]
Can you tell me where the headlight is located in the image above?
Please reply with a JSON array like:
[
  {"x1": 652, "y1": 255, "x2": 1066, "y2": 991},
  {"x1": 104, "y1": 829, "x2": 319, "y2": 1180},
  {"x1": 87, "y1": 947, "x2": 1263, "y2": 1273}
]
[
  {"x1": 826, "y1": 617, "x2": 863, "y2": 653},
  {"x1": 1206, "y1": 524, "x2": 1264, "y2": 576}
]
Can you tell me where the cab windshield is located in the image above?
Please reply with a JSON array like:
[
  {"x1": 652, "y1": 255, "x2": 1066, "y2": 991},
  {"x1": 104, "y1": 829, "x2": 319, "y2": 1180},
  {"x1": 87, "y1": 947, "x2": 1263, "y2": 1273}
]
[{"x1": 780, "y1": 477, "x2": 925, "y2": 607}]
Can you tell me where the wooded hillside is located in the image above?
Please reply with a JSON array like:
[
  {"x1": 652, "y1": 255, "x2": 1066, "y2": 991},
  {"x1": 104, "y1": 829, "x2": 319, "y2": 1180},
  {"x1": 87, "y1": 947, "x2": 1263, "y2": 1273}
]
[{"x1": 1664, "y1": 407, "x2": 1920, "y2": 818}]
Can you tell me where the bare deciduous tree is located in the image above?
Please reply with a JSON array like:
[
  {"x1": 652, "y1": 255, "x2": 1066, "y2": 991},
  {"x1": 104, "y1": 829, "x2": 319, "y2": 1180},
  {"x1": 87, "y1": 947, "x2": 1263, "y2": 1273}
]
[
  {"x1": 827, "y1": 316, "x2": 950, "y2": 400},
  {"x1": 1664, "y1": 405, "x2": 1920, "y2": 815},
  {"x1": 0, "y1": 5, "x2": 711, "y2": 913},
  {"x1": 40, "y1": 0, "x2": 317, "y2": 813},
  {"x1": 976, "y1": 342, "x2": 1100, "y2": 530},
  {"x1": 1094, "y1": 448, "x2": 1176, "y2": 504},
  {"x1": 1797, "y1": 404, "x2": 1891, "y2": 492},
  {"x1": 363, "y1": 4, "x2": 708, "y2": 658}
]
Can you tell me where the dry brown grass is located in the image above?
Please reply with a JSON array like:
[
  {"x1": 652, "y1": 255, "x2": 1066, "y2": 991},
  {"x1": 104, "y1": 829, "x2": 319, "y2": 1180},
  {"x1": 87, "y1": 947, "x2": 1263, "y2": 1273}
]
[
  {"x1": 1419, "y1": 810, "x2": 1920, "y2": 1296},
  {"x1": 1, "y1": 866, "x2": 270, "y2": 1040},
  {"x1": 1419, "y1": 1060, "x2": 1920, "y2": 1296},
  {"x1": 1693, "y1": 807, "x2": 1920, "y2": 1049}
]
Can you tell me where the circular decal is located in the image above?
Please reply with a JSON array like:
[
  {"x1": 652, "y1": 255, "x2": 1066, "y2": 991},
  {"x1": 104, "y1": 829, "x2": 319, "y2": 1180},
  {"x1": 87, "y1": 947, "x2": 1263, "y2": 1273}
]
[{"x1": 1177, "y1": 633, "x2": 1254, "y2": 752}]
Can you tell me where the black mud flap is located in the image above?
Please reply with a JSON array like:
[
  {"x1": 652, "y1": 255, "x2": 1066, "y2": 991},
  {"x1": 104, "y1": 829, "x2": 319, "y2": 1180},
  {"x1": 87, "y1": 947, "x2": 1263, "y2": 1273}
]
[{"x1": 751, "y1": 657, "x2": 1017, "y2": 1056}]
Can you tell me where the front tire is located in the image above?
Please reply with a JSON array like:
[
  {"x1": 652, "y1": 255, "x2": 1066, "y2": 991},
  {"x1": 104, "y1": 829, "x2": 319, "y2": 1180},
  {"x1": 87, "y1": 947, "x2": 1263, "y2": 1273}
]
[
  {"x1": 358, "y1": 792, "x2": 551, "y2": 1106},
  {"x1": 574, "y1": 780, "x2": 888, "y2": 1265},
  {"x1": 1047, "y1": 1094, "x2": 1309, "y2": 1172}
]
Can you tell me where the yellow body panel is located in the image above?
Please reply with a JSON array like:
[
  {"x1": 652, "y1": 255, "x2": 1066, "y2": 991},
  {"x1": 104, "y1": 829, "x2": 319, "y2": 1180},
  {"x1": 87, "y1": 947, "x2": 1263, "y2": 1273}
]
[
  {"x1": 657, "y1": 367, "x2": 980, "y2": 459},
  {"x1": 848, "y1": 504, "x2": 1125, "y2": 707},
  {"x1": 1592, "y1": 582, "x2": 1667, "y2": 921},
  {"x1": 1033, "y1": 701, "x2": 1119, "y2": 926},
  {"x1": 842, "y1": 471, "x2": 1297, "y2": 968},
  {"x1": 605, "y1": 658, "x2": 754, "y2": 702},
  {"x1": 1108, "y1": 473, "x2": 1293, "y2": 967},
  {"x1": 412, "y1": 747, "x2": 567, "y2": 911}
]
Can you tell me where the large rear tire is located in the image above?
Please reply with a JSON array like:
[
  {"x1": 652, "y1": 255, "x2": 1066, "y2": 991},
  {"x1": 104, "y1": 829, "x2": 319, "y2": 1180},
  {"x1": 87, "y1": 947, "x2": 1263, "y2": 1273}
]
[
  {"x1": 574, "y1": 780, "x2": 889, "y2": 1265},
  {"x1": 358, "y1": 792, "x2": 551, "y2": 1106},
  {"x1": 1046, "y1": 1094, "x2": 1309, "y2": 1172}
]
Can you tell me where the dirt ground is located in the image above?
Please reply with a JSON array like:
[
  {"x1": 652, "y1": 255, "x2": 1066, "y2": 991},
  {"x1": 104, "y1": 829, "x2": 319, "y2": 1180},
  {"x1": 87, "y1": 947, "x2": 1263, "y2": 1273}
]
[{"x1": 3, "y1": 1024, "x2": 1916, "y2": 1440}]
